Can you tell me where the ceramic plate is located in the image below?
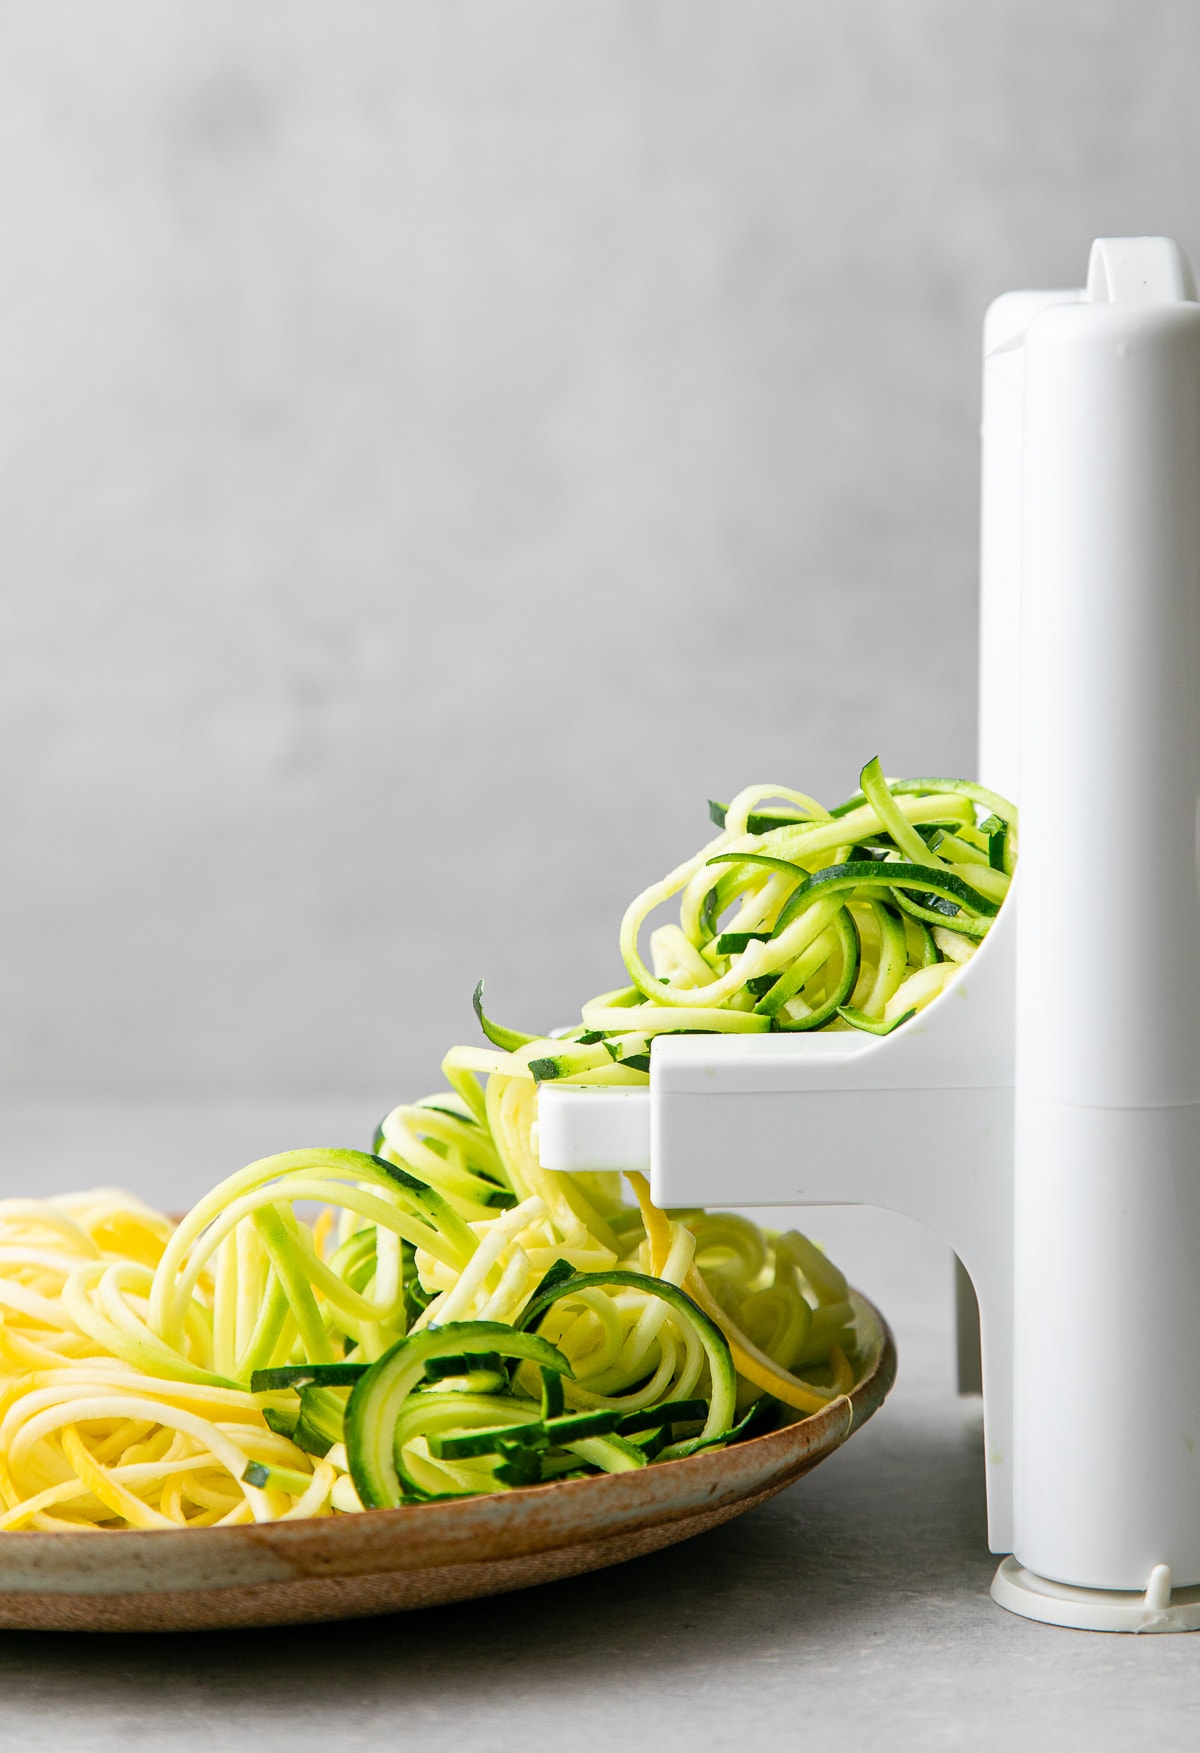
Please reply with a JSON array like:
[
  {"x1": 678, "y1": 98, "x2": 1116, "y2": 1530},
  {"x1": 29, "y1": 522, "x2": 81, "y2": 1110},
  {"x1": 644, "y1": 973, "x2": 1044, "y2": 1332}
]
[{"x1": 0, "y1": 1291, "x2": 895, "y2": 1632}]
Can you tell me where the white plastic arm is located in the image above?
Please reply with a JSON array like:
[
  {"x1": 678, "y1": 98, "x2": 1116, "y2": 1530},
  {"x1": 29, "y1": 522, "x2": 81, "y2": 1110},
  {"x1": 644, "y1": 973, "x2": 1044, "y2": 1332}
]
[{"x1": 538, "y1": 894, "x2": 1016, "y2": 1552}]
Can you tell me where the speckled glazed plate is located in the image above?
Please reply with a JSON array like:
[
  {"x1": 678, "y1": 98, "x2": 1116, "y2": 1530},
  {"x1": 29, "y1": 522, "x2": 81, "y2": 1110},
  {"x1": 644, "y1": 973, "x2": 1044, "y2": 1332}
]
[{"x1": 0, "y1": 1292, "x2": 895, "y2": 1633}]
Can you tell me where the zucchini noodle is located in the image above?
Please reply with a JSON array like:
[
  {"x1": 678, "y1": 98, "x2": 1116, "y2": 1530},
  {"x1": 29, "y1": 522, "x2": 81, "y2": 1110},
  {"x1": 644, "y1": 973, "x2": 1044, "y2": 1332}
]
[{"x1": 0, "y1": 761, "x2": 1013, "y2": 1527}]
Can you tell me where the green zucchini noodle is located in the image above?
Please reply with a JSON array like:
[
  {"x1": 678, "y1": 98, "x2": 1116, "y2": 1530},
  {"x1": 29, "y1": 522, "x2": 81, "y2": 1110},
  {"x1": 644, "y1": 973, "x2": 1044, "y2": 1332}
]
[{"x1": 0, "y1": 761, "x2": 1013, "y2": 1525}]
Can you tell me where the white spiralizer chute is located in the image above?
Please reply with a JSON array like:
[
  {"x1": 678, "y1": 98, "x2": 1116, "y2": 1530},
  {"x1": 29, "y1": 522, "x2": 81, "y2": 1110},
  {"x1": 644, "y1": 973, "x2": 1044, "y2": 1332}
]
[{"x1": 536, "y1": 238, "x2": 1200, "y2": 1633}]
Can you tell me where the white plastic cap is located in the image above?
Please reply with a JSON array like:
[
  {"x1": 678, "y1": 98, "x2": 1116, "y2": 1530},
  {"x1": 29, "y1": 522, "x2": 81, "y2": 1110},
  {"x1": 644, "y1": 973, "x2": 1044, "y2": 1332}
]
[{"x1": 1086, "y1": 235, "x2": 1198, "y2": 304}]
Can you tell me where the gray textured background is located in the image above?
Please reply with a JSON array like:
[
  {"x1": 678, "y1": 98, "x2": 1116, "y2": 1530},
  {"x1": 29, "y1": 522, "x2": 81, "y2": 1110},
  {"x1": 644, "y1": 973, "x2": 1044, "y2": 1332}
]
[{"x1": 2, "y1": 0, "x2": 1197, "y2": 1187}]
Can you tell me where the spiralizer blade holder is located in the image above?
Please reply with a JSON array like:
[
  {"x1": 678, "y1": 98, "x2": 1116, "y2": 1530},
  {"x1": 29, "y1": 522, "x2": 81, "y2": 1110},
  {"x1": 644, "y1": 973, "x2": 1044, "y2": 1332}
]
[{"x1": 538, "y1": 237, "x2": 1200, "y2": 1633}]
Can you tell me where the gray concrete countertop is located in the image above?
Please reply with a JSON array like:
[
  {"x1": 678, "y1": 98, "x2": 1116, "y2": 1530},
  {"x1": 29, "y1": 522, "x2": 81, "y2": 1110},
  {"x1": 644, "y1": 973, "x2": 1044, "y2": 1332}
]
[{"x1": 0, "y1": 1111, "x2": 1197, "y2": 1749}]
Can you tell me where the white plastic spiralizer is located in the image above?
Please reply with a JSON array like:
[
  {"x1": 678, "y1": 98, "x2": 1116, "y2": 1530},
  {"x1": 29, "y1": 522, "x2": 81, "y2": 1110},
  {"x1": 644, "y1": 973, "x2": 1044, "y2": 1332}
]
[{"x1": 536, "y1": 237, "x2": 1200, "y2": 1634}]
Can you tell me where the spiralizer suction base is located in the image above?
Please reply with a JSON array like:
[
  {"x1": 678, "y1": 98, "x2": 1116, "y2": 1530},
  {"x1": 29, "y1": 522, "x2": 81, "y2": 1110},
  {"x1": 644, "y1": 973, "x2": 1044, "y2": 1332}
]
[{"x1": 991, "y1": 1558, "x2": 1200, "y2": 1634}]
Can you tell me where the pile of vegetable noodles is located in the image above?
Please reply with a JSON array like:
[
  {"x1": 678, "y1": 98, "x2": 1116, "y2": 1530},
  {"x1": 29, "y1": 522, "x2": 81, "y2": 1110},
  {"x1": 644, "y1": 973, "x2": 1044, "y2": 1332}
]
[{"x1": 0, "y1": 762, "x2": 1014, "y2": 1531}]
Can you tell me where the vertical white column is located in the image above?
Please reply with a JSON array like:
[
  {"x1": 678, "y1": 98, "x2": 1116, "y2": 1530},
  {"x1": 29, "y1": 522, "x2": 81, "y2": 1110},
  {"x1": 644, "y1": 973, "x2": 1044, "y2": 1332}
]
[
  {"x1": 1014, "y1": 240, "x2": 1200, "y2": 1589},
  {"x1": 963, "y1": 289, "x2": 1078, "y2": 1410},
  {"x1": 977, "y1": 289, "x2": 1080, "y2": 803}
]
